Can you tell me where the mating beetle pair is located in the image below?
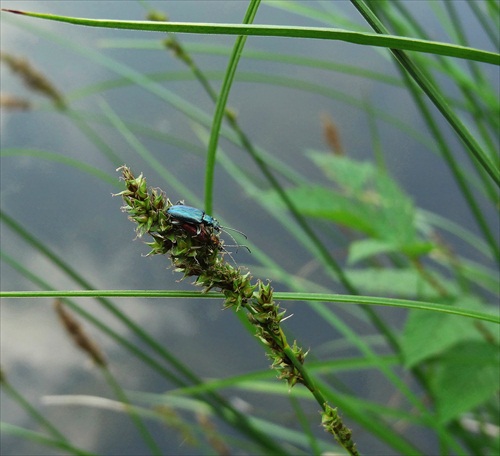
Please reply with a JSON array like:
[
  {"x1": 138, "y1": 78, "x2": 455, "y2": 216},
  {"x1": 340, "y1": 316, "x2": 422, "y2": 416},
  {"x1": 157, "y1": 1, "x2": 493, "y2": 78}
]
[{"x1": 166, "y1": 204, "x2": 249, "y2": 251}]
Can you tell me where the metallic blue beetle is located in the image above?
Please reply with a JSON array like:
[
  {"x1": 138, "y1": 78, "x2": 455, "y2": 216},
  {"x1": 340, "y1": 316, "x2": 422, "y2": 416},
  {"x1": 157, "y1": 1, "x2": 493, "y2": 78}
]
[
  {"x1": 167, "y1": 205, "x2": 221, "y2": 234},
  {"x1": 166, "y1": 205, "x2": 248, "y2": 250}
]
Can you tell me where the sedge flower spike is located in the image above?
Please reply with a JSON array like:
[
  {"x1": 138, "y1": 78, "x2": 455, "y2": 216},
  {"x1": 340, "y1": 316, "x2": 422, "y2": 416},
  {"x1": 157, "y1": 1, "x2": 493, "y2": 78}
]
[{"x1": 115, "y1": 165, "x2": 359, "y2": 456}]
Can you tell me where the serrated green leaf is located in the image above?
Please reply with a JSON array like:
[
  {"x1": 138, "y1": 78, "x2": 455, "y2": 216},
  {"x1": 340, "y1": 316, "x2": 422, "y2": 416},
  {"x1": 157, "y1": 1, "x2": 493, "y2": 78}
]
[
  {"x1": 373, "y1": 172, "x2": 417, "y2": 246},
  {"x1": 264, "y1": 153, "x2": 429, "y2": 257},
  {"x1": 345, "y1": 267, "x2": 457, "y2": 299},
  {"x1": 348, "y1": 239, "x2": 399, "y2": 264},
  {"x1": 308, "y1": 151, "x2": 376, "y2": 194},
  {"x1": 430, "y1": 341, "x2": 500, "y2": 424},
  {"x1": 401, "y1": 296, "x2": 498, "y2": 367},
  {"x1": 348, "y1": 239, "x2": 434, "y2": 264},
  {"x1": 308, "y1": 153, "x2": 421, "y2": 248},
  {"x1": 268, "y1": 185, "x2": 379, "y2": 235}
]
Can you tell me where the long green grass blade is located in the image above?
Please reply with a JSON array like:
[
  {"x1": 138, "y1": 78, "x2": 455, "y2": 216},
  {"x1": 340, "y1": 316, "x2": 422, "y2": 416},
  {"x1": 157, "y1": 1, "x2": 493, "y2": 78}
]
[
  {"x1": 1, "y1": 290, "x2": 497, "y2": 324},
  {"x1": 350, "y1": 0, "x2": 500, "y2": 187},
  {"x1": 2, "y1": 9, "x2": 498, "y2": 65},
  {"x1": 204, "y1": 0, "x2": 261, "y2": 213}
]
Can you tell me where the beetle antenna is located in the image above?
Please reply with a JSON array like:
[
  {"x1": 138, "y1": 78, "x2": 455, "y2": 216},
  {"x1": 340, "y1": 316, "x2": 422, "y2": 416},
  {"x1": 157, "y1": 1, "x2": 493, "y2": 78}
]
[
  {"x1": 221, "y1": 225, "x2": 248, "y2": 239},
  {"x1": 220, "y1": 228, "x2": 251, "y2": 253}
]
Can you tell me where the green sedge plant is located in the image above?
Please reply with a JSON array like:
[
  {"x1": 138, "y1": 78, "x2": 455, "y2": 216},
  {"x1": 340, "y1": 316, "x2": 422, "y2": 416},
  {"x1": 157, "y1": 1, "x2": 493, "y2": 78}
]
[{"x1": 116, "y1": 164, "x2": 358, "y2": 455}]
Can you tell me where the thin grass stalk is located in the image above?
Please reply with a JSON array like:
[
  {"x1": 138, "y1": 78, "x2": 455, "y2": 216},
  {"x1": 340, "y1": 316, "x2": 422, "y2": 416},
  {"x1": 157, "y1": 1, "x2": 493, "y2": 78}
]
[
  {"x1": 102, "y1": 370, "x2": 162, "y2": 455},
  {"x1": 0, "y1": 422, "x2": 96, "y2": 456},
  {"x1": 468, "y1": 1, "x2": 500, "y2": 52},
  {"x1": 53, "y1": 300, "x2": 163, "y2": 455},
  {"x1": 289, "y1": 395, "x2": 322, "y2": 456},
  {"x1": 0, "y1": 372, "x2": 95, "y2": 455},
  {"x1": 443, "y1": 2, "x2": 490, "y2": 86},
  {"x1": 180, "y1": 42, "x2": 403, "y2": 85},
  {"x1": 401, "y1": 61, "x2": 499, "y2": 265},
  {"x1": 0, "y1": 250, "x2": 188, "y2": 387},
  {"x1": 399, "y1": 0, "x2": 499, "y2": 141},
  {"x1": 64, "y1": 111, "x2": 125, "y2": 167},
  {"x1": 351, "y1": 0, "x2": 500, "y2": 265},
  {"x1": 204, "y1": 0, "x2": 261, "y2": 213},
  {"x1": 388, "y1": 0, "x2": 499, "y2": 205},
  {"x1": 363, "y1": 98, "x2": 387, "y2": 171},
  {"x1": 0, "y1": 224, "x2": 287, "y2": 455},
  {"x1": 2, "y1": 289, "x2": 494, "y2": 322},
  {"x1": 96, "y1": 38, "x2": 404, "y2": 86},
  {"x1": 370, "y1": 0, "x2": 500, "y2": 232},
  {"x1": 350, "y1": 0, "x2": 500, "y2": 187}
]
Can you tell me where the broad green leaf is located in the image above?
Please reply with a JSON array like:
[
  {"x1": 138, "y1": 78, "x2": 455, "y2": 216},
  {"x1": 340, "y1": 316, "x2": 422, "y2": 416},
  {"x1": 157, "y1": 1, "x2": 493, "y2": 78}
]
[
  {"x1": 348, "y1": 239, "x2": 399, "y2": 264},
  {"x1": 265, "y1": 184, "x2": 379, "y2": 235},
  {"x1": 348, "y1": 239, "x2": 434, "y2": 264},
  {"x1": 308, "y1": 151, "x2": 376, "y2": 194},
  {"x1": 265, "y1": 153, "x2": 427, "y2": 257},
  {"x1": 430, "y1": 341, "x2": 500, "y2": 424},
  {"x1": 402, "y1": 296, "x2": 497, "y2": 367},
  {"x1": 345, "y1": 267, "x2": 457, "y2": 299}
]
